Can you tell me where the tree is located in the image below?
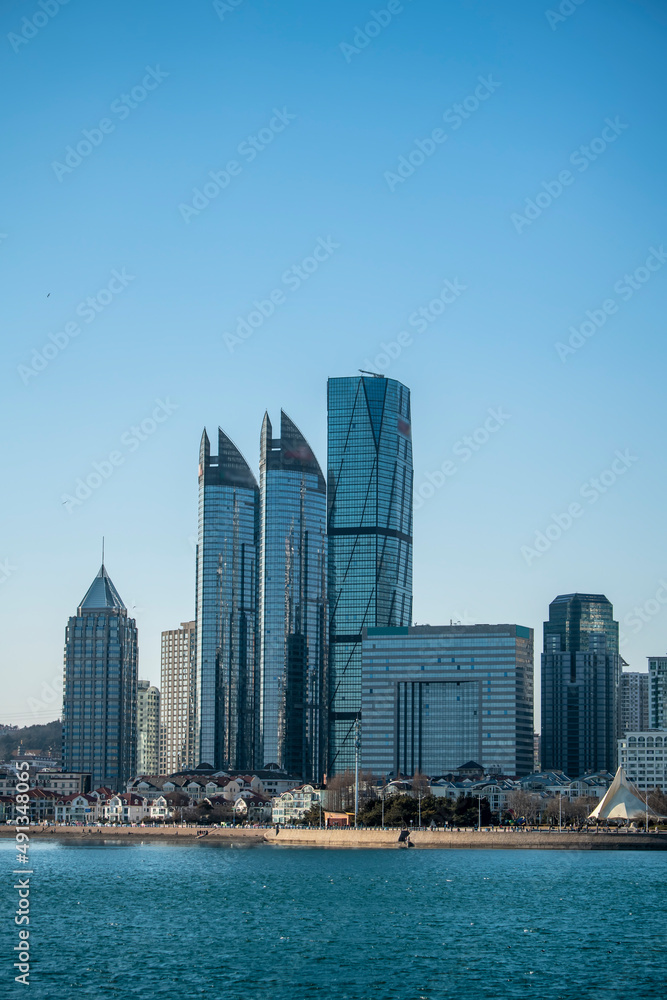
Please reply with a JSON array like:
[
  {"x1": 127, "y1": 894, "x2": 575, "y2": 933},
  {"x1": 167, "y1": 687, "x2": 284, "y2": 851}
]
[
  {"x1": 648, "y1": 788, "x2": 667, "y2": 817},
  {"x1": 570, "y1": 796, "x2": 596, "y2": 823},
  {"x1": 325, "y1": 771, "x2": 355, "y2": 812},
  {"x1": 301, "y1": 803, "x2": 323, "y2": 826},
  {"x1": 506, "y1": 790, "x2": 542, "y2": 824},
  {"x1": 453, "y1": 795, "x2": 492, "y2": 827},
  {"x1": 325, "y1": 770, "x2": 377, "y2": 812}
]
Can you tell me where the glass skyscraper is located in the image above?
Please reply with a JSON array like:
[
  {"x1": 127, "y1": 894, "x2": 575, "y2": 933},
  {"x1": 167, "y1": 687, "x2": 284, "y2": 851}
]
[
  {"x1": 360, "y1": 624, "x2": 534, "y2": 778},
  {"x1": 195, "y1": 428, "x2": 259, "y2": 770},
  {"x1": 258, "y1": 411, "x2": 327, "y2": 781},
  {"x1": 62, "y1": 564, "x2": 138, "y2": 791},
  {"x1": 327, "y1": 375, "x2": 413, "y2": 774},
  {"x1": 541, "y1": 593, "x2": 620, "y2": 776}
]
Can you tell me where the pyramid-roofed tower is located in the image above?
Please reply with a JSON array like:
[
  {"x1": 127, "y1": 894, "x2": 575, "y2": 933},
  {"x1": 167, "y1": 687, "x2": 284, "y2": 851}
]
[{"x1": 78, "y1": 564, "x2": 126, "y2": 613}]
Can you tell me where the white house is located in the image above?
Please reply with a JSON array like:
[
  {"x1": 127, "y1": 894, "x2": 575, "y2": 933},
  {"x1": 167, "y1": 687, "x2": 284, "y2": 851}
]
[
  {"x1": 149, "y1": 795, "x2": 172, "y2": 820},
  {"x1": 272, "y1": 784, "x2": 322, "y2": 825},
  {"x1": 55, "y1": 793, "x2": 100, "y2": 824},
  {"x1": 105, "y1": 793, "x2": 149, "y2": 824}
]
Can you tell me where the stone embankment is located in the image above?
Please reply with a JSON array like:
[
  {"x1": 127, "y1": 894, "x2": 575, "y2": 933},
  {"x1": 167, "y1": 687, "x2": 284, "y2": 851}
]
[
  {"x1": 265, "y1": 828, "x2": 667, "y2": 850},
  {"x1": 1, "y1": 826, "x2": 666, "y2": 849},
  {"x1": 0, "y1": 825, "x2": 266, "y2": 841}
]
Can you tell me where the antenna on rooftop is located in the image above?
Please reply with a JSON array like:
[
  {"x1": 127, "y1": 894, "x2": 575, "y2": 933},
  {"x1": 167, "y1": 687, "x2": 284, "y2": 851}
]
[{"x1": 102, "y1": 536, "x2": 105, "y2": 568}]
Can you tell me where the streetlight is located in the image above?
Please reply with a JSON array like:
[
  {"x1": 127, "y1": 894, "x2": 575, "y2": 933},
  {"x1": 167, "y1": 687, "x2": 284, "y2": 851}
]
[
  {"x1": 418, "y1": 789, "x2": 422, "y2": 830},
  {"x1": 354, "y1": 718, "x2": 361, "y2": 829}
]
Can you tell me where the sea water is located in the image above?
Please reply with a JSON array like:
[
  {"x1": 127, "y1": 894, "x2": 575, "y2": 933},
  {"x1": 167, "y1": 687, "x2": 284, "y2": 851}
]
[{"x1": 2, "y1": 839, "x2": 665, "y2": 999}]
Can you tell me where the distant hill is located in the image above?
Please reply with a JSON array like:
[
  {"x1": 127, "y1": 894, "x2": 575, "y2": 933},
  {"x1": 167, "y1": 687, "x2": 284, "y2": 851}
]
[{"x1": 0, "y1": 720, "x2": 62, "y2": 763}]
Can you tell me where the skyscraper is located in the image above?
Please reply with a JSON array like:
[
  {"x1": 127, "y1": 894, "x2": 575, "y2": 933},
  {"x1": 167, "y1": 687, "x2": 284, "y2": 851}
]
[
  {"x1": 62, "y1": 564, "x2": 138, "y2": 791},
  {"x1": 137, "y1": 680, "x2": 160, "y2": 774},
  {"x1": 195, "y1": 429, "x2": 259, "y2": 770},
  {"x1": 258, "y1": 411, "x2": 327, "y2": 780},
  {"x1": 648, "y1": 655, "x2": 667, "y2": 729},
  {"x1": 327, "y1": 375, "x2": 413, "y2": 774},
  {"x1": 160, "y1": 620, "x2": 196, "y2": 773},
  {"x1": 360, "y1": 624, "x2": 534, "y2": 778},
  {"x1": 541, "y1": 593, "x2": 620, "y2": 776},
  {"x1": 619, "y1": 670, "x2": 649, "y2": 734}
]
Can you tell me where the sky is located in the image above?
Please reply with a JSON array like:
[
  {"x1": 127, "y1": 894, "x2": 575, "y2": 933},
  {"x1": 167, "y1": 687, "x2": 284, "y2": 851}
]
[{"x1": 2, "y1": 0, "x2": 667, "y2": 729}]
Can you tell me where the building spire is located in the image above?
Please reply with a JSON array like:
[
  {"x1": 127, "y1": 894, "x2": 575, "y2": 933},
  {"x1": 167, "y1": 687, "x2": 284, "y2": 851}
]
[{"x1": 102, "y1": 536, "x2": 105, "y2": 568}]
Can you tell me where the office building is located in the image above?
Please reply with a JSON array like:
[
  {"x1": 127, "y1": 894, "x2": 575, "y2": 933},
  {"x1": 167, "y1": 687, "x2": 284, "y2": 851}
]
[
  {"x1": 648, "y1": 656, "x2": 667, "y2": 729},
  {"x1": 360, "y1": 624, "x2": 534, "y2": 778},
  {"x1": 619, "y1": 671, "x2": 649, "y2": 735},
  {"x1": 62, "y1": 564, "x2": 138, "y2": 791},
  {"x1": 541, "y1": 593, "x2": 620, "y2": 776},
  {"x1": 258, "y1": 411, "x2": 327, "y2": 781},
  {"x1": 327, "y1": 375, "x2": 413, "y2": 774},
  {"x1": 160, "y1": 620, "x2": 196, "y2": 773},
  {"x1": 533, "y1": 732, "x2": 541, "y2": 772},
  {"x1": 137, "y1": 680, "x2": 160, "y2": 774},
  {"x1": 618, "y1": 730, "x2": 667, "y2": 792},
  {"x1": 195, "y1": 429, "x2": 259, "y2": 770}
]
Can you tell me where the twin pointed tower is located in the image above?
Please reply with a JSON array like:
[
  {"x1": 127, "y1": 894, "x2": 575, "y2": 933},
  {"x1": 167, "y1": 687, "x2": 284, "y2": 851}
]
[{"x1": 195, "y1": 410, "x2": 326, "y2": 780}]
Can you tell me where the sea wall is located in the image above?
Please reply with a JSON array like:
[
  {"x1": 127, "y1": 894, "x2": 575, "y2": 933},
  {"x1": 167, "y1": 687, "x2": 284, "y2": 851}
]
[
  {"x1": 0, "y1": 825, "x2": 266, "y2": 841},
  {"x1": 2, "y1": 826, "x2": 666, "y2": 850},
  {"x1": 265, "y1": 828, "x2": 667, "y2": 851}
]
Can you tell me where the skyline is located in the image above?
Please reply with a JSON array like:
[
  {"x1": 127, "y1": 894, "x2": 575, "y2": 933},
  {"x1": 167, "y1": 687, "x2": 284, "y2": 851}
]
[{"x1": 3, "y1": 0, "x2": 667, "y2": 728}]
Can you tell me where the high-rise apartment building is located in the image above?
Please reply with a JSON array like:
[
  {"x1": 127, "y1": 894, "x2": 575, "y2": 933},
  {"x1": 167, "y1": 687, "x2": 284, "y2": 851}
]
[
  {"x1": 619, "y1": 671, "x2": 649, "y2": 734},
  {"x1": 137, "y1": 680, "x2": 160, "y2": 774},
  {"x1": 648, "y1": 656, "x2": 667, "y2": 729},
  {"x1": 541, "y1": 593, "x2": 620, "y2": 776},
  {"x1": 360, "y1": 624, "x2": 534, "y2": 778},
  {"x1": 618, "y1": 730, "x2": 667, "y2": 792},
  {"x1": 258, "y1": 411, "x2": 327, "y2": 781},
  {"x1": 327, "y1": 375, "x2": 413, "y2": 774},
  {"x1": 195, "y1": 429, "x2": 259, "y2": 770},
  {"x1": 160, "y1": 620, "x2": 196, "y2": 773},
  {"x1": 62, "y1": 564, "x2": 138, "y2": 791}
]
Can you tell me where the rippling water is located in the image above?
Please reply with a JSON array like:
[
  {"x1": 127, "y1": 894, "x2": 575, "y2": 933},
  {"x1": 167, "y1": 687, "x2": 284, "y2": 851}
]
[{"x1": 2, "y1": 839, "x2": 665, "y2": 999}]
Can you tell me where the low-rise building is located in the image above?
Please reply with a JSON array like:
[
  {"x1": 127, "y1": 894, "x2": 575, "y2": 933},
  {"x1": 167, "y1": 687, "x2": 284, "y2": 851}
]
[
  {"x1": 272, "y1": 784, "x2": 322, "y2": 825},
  {"x1": 0, "y1": 795, "x2": 15, "y2": 822},
  {"x1": 35, "y1": 771, "x2": 91, "y2": 795},
  {"x1": 149, "y1": 795, "x2": 172, "y2": 821},
  {"x1": 105, "y1": 793, "x2": 149, "y2": 824},
  {"x1": 234, "y1": 794, "x2": 272, "y2": 823},
  {"x1": 55, "y1": 793, "x2": 100, "y2": 825}
]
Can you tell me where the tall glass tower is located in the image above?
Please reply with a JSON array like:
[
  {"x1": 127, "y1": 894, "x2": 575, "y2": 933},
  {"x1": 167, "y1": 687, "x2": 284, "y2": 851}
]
[
  {"x1": 195, "y1": 428, "x2": 259, "y2": 770},
  {"x1": 327, "y1": 375, "x2": 413, "y2": 775},
  {"x1": 541, "y1": 593, "x2": 620, "y2": 776},
  {"x1": 62, "y1": 564, "x2": 138, "y2": 791},
  {"x1": 258, "y1": 411, "x2": 327, "y2": 780}
]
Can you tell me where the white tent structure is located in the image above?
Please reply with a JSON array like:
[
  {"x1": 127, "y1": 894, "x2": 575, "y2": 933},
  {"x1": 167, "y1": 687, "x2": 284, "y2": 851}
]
[{"x1": 588, "y1": 766, "x2": 663, "y2": 823}]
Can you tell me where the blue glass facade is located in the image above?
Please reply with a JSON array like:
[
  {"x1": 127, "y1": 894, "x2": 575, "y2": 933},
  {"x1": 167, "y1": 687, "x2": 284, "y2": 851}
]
[
  {"x1": 259, "y1": 411, "x2": 327, "y2": 781},
  {"x1": 327, "y1": 376, "x2": 413, "y2": 774},
  {"x1": 62, "y1": 565, "x2": 138, "y2": 791},
  {"x1": 541, "y1": 593, "x2": 620, "y2": 776},
  {"x1": 195, "y1": 429, "x2": 259, "y2": 770},
  {"x1": 361, "y1": 624, "x2": 534, "y2": 778}
]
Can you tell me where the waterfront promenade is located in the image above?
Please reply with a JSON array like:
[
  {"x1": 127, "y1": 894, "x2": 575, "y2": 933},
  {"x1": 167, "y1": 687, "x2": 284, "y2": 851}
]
[{"x1": 2, "y1": 825, "x2": 666, "y2": 849}]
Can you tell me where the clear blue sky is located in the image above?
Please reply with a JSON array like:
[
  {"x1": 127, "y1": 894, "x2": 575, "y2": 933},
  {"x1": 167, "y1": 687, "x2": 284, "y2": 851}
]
[{"x1": 2, "y1": 0, "x2": 666, "y2": 728}]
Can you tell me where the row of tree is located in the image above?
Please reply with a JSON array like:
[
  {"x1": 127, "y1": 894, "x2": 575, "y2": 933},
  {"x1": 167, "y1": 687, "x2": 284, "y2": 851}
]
[{"x1": 303, "y1": 771, "x2": 667, "y2": 827}]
